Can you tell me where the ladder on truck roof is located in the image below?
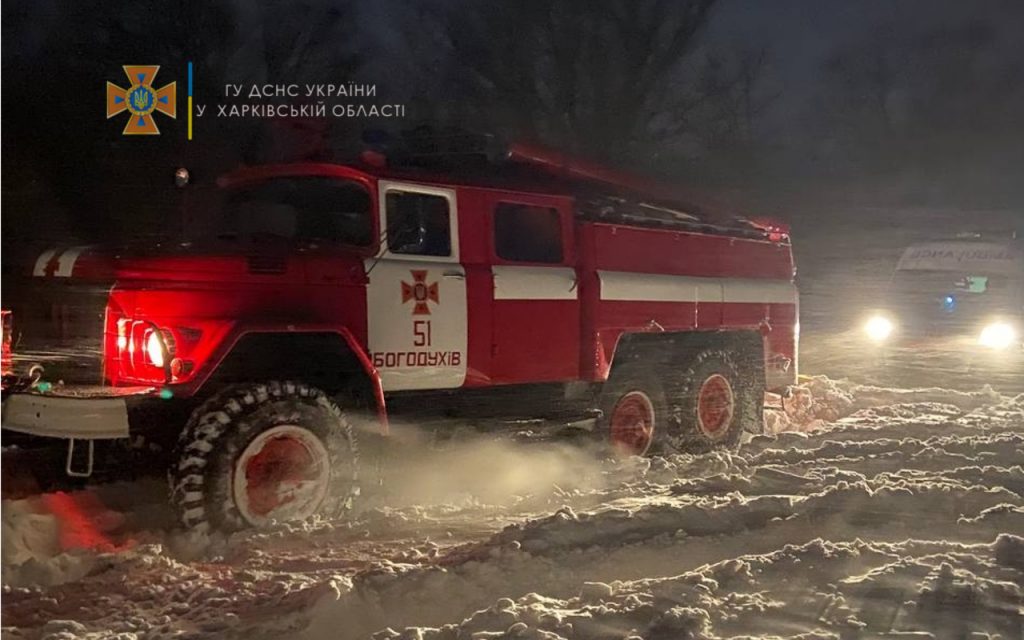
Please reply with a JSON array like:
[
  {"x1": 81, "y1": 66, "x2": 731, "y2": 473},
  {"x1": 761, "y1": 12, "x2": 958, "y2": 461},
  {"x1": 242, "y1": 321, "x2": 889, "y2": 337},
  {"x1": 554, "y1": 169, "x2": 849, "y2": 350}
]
[
  {"x1": 362, "y1": 129, "x2": 788, "y2": 241},
  {"x1": 504, "y1": 142, "x2": 787, "y2": 241}
]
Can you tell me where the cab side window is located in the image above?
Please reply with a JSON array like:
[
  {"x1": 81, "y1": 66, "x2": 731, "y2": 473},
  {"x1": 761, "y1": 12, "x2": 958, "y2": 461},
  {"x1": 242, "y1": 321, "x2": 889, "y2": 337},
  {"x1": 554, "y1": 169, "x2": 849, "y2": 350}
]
[
  {"x1": 494, "y1": 203, "x2": 563, "y2": 264},
  {"x1": 386, "y1": 190, "x2": 451, "y2": 256}
]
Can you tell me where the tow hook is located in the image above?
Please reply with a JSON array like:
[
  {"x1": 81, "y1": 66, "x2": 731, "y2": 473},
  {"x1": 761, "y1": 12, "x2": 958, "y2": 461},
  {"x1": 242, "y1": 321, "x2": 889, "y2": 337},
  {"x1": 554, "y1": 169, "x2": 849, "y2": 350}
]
[{"x1": 66, "y1": 438, "x2": 95, "y2": 478}]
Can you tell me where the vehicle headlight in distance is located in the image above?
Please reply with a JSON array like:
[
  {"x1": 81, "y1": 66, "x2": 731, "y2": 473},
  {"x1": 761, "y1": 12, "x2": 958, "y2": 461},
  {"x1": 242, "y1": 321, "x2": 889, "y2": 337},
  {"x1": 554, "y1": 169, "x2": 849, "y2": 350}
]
[
  {"x1": 978, "y1": 322, "x2": 1017, "y2": 350},
  {"x1": 864, "y1": 315, "x2": 894, "y2": 342}
]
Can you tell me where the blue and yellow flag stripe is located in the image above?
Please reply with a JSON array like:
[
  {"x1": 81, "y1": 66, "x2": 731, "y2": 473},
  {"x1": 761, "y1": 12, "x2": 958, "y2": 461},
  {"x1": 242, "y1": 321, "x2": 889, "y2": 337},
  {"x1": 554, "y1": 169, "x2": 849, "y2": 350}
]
[{"x1": 187, "y1": 62, "x2": 193, "y2": 141}]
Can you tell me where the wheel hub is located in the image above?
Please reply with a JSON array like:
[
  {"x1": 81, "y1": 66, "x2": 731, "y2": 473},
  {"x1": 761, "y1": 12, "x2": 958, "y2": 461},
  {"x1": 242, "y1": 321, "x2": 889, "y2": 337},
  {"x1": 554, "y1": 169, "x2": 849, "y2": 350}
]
[
  {"x1": 609, "y1": 391, "x2": 655, "y2": 456},
  {"x1": 233, "y1": 425, "x2": 330, "y2": 526},
  {"x1": 696, "y1": 374, "x2": 735, "y2": 439}
]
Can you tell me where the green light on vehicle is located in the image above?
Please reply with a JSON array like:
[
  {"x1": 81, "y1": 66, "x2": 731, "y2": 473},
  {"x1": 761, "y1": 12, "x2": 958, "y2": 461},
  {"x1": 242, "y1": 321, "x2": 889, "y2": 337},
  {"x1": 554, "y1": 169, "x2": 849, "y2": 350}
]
[
  {"x1": 36, "y1": 381, "x2": 52, "y2": 393},
  {"x1": 159, "y1": 388, "x2": 174, "y2": 400}
]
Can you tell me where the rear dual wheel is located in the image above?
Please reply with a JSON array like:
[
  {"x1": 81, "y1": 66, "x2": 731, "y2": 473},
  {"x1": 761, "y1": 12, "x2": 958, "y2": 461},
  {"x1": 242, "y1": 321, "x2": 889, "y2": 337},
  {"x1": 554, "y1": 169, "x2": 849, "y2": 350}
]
[
  {"x1": 602, "y1": 367, "x2": 664, "y2": 456},
  {"x1": 671, "y1": 349, "x2": 760, "y2": 452},
  {"x1": 601, "y1": 348, "x2": 761, "y2": 456}
]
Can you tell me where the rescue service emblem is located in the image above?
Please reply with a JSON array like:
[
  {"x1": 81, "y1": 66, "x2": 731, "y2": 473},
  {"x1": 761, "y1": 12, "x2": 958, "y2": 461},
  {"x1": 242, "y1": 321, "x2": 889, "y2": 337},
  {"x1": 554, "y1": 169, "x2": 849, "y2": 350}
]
[
  {"x1": 401, "y1": 270, "x2": 439, "y2": 315},
  {"x1": 106, "y1": 65, "x2": 177, "y2": 135}
]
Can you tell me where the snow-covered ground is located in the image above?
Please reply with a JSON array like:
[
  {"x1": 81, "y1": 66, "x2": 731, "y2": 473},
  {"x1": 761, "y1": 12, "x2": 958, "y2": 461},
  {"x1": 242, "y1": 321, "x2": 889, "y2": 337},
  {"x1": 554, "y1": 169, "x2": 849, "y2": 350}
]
[{"x1": 3, "y1": 377, "x2": 1023, "y2": 639}]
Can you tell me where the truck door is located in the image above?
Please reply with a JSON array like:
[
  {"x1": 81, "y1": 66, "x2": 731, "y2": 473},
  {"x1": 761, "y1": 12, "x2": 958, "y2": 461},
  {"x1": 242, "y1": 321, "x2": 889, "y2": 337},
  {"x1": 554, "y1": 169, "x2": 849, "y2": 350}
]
[
  {"x1": 488, "y1": 196, "x2": 580, "y2": 383},
  {"x1": 366, "y1": 181, "x2": 467, "y2": 391}
]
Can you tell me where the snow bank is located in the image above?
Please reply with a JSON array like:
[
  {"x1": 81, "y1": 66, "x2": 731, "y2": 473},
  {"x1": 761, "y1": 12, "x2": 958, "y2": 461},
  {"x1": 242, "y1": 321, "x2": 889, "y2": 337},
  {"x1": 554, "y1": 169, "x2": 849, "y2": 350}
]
[
  {"x1": 764, "y1": 375, "x2": 1010, "y2": 433},
  {"x1": 299, "y1": 390, "x2": 1024, "y2": 639},
  {"x1": 381, "y1": 536, "x2": 1023, "y2": 640},
  {"x1": 3, "y1": 379, "x2": 1021, "y2": 639}
]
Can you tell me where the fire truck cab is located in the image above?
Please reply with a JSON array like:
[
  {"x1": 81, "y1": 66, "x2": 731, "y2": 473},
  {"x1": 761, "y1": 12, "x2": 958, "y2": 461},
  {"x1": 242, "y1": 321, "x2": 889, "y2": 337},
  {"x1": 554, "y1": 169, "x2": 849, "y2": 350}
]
[{"x1": 1, "y1": 142, "x2": 798, "y2": 531}]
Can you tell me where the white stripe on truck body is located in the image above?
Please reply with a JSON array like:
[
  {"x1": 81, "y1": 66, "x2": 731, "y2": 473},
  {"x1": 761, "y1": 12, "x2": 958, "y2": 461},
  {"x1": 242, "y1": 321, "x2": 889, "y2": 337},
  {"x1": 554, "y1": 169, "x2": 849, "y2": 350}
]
[
  {"x1": 492, "y1": 266, "x2": 578, "y2": 300},
  {"x1": 597, "y1": 271, "x2": 796, "y2": 305}
]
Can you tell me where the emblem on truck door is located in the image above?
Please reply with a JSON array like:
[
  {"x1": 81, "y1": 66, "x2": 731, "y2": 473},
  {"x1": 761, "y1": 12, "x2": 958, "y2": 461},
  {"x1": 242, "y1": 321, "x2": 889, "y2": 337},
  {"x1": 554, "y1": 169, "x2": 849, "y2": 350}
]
[{"x1": 401, "y1": 270, "x2": 440, "y2": 315}]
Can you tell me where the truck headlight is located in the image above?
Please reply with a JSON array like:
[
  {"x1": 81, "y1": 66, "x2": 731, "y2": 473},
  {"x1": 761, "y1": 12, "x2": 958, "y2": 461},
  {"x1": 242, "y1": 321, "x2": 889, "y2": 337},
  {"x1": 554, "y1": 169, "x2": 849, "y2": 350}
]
[
  {"x1": 978, "y1": 322, "x2": 1017, "y2": 350},
  {"x1": 145, "y1": 330, "x2": 175, "y2": 367},
  {"x1": 864, "y1": 315, "x2": 894, "y2": 342}
]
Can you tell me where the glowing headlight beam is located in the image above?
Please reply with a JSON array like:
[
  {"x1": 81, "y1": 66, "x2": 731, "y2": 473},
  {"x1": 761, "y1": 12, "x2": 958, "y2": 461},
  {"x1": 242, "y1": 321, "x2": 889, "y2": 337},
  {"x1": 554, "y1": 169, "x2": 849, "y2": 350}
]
[
  {"x1": 978, "y1": 322, "x2": 1017, "y2": 350},
  {"x1": 864, "y1": 315, "x2": 894, "y2": 343}
]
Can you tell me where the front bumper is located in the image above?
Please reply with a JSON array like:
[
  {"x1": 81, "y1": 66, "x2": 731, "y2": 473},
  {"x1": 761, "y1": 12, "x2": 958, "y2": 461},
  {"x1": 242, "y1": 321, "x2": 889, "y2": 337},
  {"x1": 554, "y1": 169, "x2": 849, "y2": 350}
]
[{"x1": 1, "y1": 386, "x2": 154, "y2": 439}]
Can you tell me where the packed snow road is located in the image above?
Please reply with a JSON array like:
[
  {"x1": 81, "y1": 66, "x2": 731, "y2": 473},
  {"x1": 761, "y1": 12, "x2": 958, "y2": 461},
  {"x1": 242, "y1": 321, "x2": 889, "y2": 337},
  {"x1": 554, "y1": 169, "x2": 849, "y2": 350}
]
[{"x1": 2, "y1": 377, "x2": 1023, "y2": 639}]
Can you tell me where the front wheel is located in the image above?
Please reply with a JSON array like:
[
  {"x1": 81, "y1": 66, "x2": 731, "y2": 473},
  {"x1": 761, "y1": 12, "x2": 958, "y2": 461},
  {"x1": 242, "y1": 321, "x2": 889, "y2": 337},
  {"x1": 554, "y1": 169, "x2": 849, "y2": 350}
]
[{"x1": 169, "y1": 381, "x2": 359, "y2": 532}]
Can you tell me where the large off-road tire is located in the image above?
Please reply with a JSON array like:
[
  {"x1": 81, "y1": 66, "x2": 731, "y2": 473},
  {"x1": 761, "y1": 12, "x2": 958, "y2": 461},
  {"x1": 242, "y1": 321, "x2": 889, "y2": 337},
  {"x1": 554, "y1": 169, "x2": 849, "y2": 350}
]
[
  {"x1": 666, "y1": 348, "x2": 762, "y2": 453},
  {"x1": 598, "y1": 363, "x2": 669, "y2": 457},
  {"x1": 169, "y1": 381, "x2": 358, "y2": 532}
]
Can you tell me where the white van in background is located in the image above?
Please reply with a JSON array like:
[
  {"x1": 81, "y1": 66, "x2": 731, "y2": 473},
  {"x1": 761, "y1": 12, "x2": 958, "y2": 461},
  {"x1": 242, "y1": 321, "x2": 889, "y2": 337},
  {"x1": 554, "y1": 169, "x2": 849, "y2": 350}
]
[{"x1": 862, "y1": 234, "x2": 1023, "y2": 354}]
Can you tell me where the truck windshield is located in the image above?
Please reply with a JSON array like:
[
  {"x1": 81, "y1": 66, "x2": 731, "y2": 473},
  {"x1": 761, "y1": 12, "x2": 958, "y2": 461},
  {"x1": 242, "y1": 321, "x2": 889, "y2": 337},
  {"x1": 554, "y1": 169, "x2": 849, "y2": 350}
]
[{"x1": 215, "y1": 177, "x2": 372, "y2": 246}]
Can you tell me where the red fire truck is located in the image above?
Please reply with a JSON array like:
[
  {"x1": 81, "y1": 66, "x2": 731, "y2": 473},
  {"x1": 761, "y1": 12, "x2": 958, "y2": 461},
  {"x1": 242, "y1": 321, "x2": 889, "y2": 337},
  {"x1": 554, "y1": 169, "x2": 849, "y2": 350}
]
[{"x1": 1, "y1": 142, "x2": 798, "y2": 531}]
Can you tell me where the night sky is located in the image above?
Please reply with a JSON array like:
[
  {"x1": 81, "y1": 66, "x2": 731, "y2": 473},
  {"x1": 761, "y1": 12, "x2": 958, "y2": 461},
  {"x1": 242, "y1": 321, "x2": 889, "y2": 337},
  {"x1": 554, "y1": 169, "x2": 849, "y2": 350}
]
[{"x1": 2, "y1": 0, "x2": 1023, "y2": 260}]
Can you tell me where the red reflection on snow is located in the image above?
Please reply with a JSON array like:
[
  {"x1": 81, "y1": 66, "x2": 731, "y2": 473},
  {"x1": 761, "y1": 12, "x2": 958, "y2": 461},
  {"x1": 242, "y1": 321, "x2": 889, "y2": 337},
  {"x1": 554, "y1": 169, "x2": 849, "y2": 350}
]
[{"x1": 40, "y1": 492, "x2": 129, "y2": 553}]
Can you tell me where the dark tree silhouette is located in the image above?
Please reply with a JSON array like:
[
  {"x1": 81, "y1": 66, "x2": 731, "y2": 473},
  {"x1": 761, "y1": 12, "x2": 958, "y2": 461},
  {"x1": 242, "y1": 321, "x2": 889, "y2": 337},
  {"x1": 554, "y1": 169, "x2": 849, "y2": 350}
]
[{"x1": 404, "y1": 0, "x2": 723, "y2": 164}]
